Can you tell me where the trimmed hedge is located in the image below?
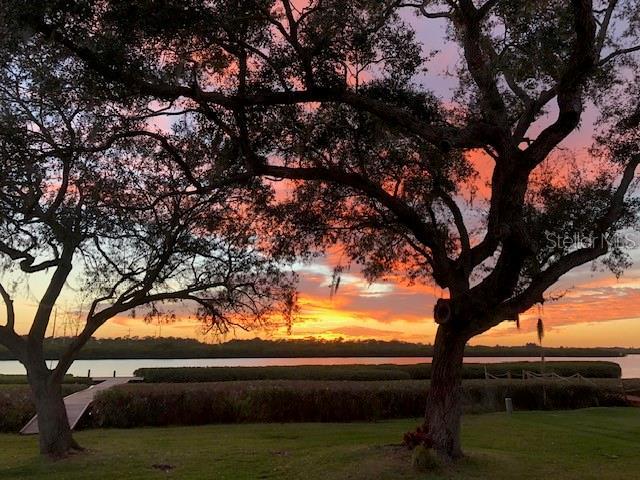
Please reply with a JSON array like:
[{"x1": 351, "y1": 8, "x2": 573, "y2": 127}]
[
  {"x1": 0, "y1": 384, "x2": 89, "y2": 432},
  {"x1": 135, "y1": 365, "x2": 412, "y2": 382},
  {"x1": 88, "y1": 379, "x2": 627, "y2": 428},
  {"x1": 0, "y1": 374, "x2": 93, "y2": 385},
  {"x1": 134, "y1": 361, "x2": 621, "y2": 383}
]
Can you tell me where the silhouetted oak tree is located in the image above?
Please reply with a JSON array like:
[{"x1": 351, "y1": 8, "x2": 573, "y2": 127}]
[
  {"x1": 0, "y1": 40, "x2": 295, "y2": 457},
  {"x1": 3, "y1": 0, "x2": 640, "y2": 461}
]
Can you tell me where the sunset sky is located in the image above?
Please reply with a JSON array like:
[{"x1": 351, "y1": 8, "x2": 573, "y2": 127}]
[
  {"x1": 9, "y1": 249, "x2": 640, "y2": 347},
  {"x1": 4, "y1": 11, "x2": 640, "y2": 349}
]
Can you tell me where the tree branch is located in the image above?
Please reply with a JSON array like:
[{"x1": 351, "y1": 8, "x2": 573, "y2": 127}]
[
  {"x1": 435, "y1": 188, "x2": 471, "y2": 271},
  {"x1": 82, "y1": 130, "x2": 203, "y2": 191},
  {"x1": 0, "y1": 242, "x2": 61, "y2": 273},
  {"x1": 52, "y1": 278, "x2": 230, "y2": 381},
  {"x1": 456, "y1": 0, "x2": 509, "y2": 132},
  {"x1": 28, "y1": 246, "x2": 75, "y2": 341},
  {"x1": 28, "y1": 15, "x2": 497, "y2": 153},
  {"x1": 0, "y1": 282, "x2": 15, "y2": 331},
  {"x1": 525, "y1": 0, "x2": 597, "y2": 166},
  {"x1": 399, "y1": 1, "x2": 452, "y2": 18},
  {"x1": 501, "y1": 155, "x2": 640, "y2": 315},
  {"x1": 599, "y1": 45, "x2": 640, "y2": 65},
  {"x1": 255, "y1": 162, "x2": 456, "y2": 286},
  {"x1": 0, "y1": 326, "x2": 26, "y2": 363},
  {"x1": 595, "y1": 0, "x2": 618, "y2": 55}
]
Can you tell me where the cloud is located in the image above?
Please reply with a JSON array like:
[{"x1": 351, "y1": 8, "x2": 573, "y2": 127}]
[{"x1": 318, "y1": 325, "x2": 407, "y2": 339}]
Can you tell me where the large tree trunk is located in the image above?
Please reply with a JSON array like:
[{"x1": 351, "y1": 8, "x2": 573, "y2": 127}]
[
  {"x1": 28, "y1": 368, "x2": 82, "y2": 458},
  {"x1": 424, "y1": 325, "x2": 467, "y2": 462}
]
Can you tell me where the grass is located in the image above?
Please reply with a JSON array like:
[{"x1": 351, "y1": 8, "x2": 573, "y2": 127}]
[{"x1": 0, "y1": 408, "x2": 638, "y2": 479}]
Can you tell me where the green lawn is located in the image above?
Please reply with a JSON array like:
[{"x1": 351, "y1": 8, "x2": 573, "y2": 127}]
[{"x1": 0, "y1": 408, "x2": 638, "y2": 480}]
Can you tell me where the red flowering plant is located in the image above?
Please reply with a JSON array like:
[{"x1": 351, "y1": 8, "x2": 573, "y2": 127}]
[{"x1": 403, "y1": 425, "x2": 433, "y2": 450}]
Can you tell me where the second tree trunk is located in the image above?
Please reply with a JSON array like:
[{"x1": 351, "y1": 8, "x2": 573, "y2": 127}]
[{"x1": 424, "y1": 325, "x2": 467, "y2": 462}]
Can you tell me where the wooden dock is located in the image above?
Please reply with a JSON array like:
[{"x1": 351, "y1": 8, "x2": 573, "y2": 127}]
[{"x1": 20, "y1": 377, "x2": 139, "y2": 435}]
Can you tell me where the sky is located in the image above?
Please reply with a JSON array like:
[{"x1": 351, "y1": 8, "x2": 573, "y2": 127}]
[{"x1": 3, "y1": 7, "x2": 640, "y2": 348}]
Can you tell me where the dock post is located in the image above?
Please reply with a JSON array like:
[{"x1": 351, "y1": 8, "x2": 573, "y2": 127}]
[
  {"x1": 87, "y1": 369, "x2": 91, "y2": 379},
  {"x1": 505, "y1": 397, "x2": 513, "y2": 414},
  {"x1": 113, "y1": 370, "x2": 116, "y2": 378}
]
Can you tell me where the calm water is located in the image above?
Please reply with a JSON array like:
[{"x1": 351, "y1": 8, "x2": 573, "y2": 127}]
[{"x1": 0, "y1": 355, "x2": 638, "y2": 378}]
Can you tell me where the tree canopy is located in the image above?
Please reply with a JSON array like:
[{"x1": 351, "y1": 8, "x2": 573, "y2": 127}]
[
  {"x1": 0, "y1": 31, "x2": 297, "y2": 455},
  {"x1": 2, "y1": 0, "x2": 640, "y2": 460}
]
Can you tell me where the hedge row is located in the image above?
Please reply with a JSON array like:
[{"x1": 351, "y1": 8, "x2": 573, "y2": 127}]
[
  {"x1": 134, "y1": 361, "x2": 621, "y2": 383},
  {"x1": 0, "y1": 374, "x2": 93, "y2": 385},
  {"x1": 135, "y1": 365, "x2": 411, "y2": 382},
  {"x1": 87, "y1": 379, "x2": 627, "y2": 428},
  {"x1": 0, "y1": 384, "x2": 90, "y2": 432}
]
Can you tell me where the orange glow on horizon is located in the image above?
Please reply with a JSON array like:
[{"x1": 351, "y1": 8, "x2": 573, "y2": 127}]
[{"x1": 26, "y1": 260, "x2": 634, "y2": 348}]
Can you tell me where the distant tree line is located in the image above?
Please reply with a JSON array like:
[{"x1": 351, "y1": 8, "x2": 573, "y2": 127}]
[{"x1": 0, "y1": 337, "x2": 632, "y2": 360}]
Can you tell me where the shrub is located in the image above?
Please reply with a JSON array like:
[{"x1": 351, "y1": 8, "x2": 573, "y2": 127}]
[
  {"x1": 403, "y1": 425, "x2": 432, "y2": 449},
  {"x1": 0, "y1": 384, "x2": 88, "y2": 432},
  {"x1": 88, "y1": 379, "x2": 627, "y2": 429},
  {"x1": 0, "y1": 374, "x2": 93, "y2": 385}
]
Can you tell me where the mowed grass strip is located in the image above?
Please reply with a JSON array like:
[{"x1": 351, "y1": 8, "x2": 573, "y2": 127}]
[{"x1": 0, "y1": 408, "x2": 638, "y2": 480}]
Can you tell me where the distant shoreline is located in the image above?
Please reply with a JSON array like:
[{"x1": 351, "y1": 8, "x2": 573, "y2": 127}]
[
  {"x1": 0, "y1": 355, "x2": 630, "y2": 362},
  {"x1": 0, "y1": 336, "x2": 636, "y2": 361},
  {"x1": 14, "y1": 353, "x2": 636, "y2": 360}
]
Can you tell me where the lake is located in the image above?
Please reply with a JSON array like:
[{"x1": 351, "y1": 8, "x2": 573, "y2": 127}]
[{"x1": 1, "y1": 355, "x2": 639, "y2": 378}]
